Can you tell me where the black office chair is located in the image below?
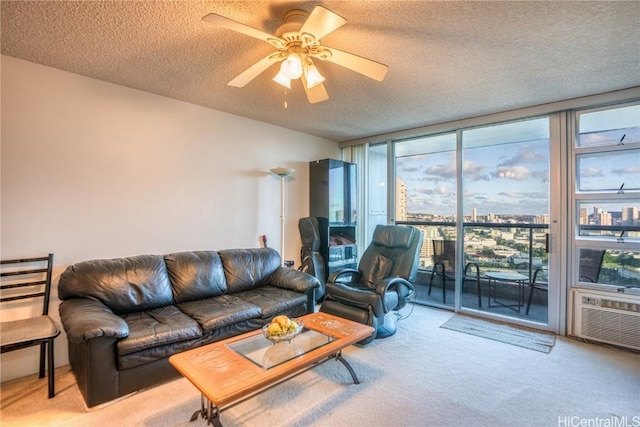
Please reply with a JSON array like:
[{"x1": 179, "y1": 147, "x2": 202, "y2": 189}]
[
  {"x1": 298, "y1": 217, "x2": 326, "y2": 303},
  {"x1": 0, "y1": 254, "x2": 59, "y2": 398},
  {"x1": 526, "y1": 249, "x2": 605, "y2": 315},
  {"x1": 320, "y1": 225, "x2": 423, "y2": 344},
  {"x1": 428, "y1": 240, "x2": 482, "y2": 307}
]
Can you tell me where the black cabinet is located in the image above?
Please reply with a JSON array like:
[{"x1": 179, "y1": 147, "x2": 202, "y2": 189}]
[{"x1": 310, "y1": 159, "x2": 357, "y2": 279}]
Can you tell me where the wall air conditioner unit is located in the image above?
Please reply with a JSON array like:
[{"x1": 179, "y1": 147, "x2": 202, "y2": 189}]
[{"x1": 572, "y1": 289, "x2": 640, "y2": 351}]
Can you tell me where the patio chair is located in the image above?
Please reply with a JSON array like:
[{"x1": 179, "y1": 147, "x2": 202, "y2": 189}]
[
  {"x1": 578, "y1": 249, "x2": 606, "y2": 283},
  {"x1": 428, "y1": 240, "x2": 482, "y2": 307},
  {"x1": 0, "y1": 254, "x2": 59, "y2": 398},
  {"x1": 320, "y1": 224, "x2": 423, "y2": 344},
  {"x1": 525, "y1": 249, "x2": 605, "y2": 315}
]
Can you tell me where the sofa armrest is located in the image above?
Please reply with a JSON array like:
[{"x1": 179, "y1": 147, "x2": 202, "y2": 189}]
[
  {"x1": 269, "y1": 267, "x2": 320, "y2": 294},
  {"x1": 270, "y1": 268, "x2": 321, "y2": 313},
  {"x1": 59, "y1": 298, "x2": 129, "y2": 344}
]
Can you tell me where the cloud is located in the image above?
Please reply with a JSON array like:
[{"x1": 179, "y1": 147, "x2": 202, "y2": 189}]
[
  {"x1": 499, "y1": 149, "x2": 546, "y2": 167},
  {"x1": 424, "y1": 163, "x2": 456, "y2": 181},
  {"x1": 612, "y1": 165, "x2": 640, "y2": 175},
  {"x1": 497, "y1": 191, "x2": 548, "y2": 200},
  {"x1": 415, "y1": 185, "x2": 453, "y2": 196},
  {"x1": 531, "y1": 168, "x2": 550, "y2": 184},
  {"x1": 493, "y1": 165, "x2": 530, "y2": 181},
  {"x1": 581, "y1": 133, "x2": 614, "y2": 146},
  {"x1": 581, "y1": 167, "x2": 603, "y2": 177},
  {"x1": 463, "y1": 159, "x2": 491, "y2": 181},
  {"x1": 498, "y1": 191, "x2": 520, "y2": 198}
]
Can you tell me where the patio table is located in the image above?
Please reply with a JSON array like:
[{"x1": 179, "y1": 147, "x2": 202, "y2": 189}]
[{"x1": 486, "y1": 271, "x2": 529, "y2": 313}]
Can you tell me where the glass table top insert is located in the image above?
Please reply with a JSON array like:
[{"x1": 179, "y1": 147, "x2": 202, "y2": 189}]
[{"x1": 227, "y1": 328, "x2": 335, "y2": 370}]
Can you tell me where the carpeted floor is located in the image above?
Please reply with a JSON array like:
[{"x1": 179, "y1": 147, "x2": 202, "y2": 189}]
[
  {"x1": 1, "y1": 305, "x2": 638, "y2": 427},
  {"x1": 440, "y1": 314, "x2": 556, "y2": 353}
]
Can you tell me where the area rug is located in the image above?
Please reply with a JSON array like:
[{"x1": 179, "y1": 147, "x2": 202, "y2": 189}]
[{"x1": 440, "y1": 314, "x2": 556, "y2": 353}]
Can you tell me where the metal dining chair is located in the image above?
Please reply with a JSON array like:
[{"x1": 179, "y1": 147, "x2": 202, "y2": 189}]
[{"x1": 1, "y1": 254, "x2": 59, "y2": 398}]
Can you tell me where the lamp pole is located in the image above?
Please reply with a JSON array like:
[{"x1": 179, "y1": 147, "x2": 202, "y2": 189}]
[{"x1": 270, "y1": 167, "x2": 295, "y2": 266}]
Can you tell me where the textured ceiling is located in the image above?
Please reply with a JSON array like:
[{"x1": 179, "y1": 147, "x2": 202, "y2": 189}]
[{"x1": 2, "y1": 1, "x2": 639, "y2": 142}]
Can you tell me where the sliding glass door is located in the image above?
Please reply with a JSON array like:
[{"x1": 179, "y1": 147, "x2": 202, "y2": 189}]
[
  {"x1": 389, "y1": 117, "x2": 555, "y2": 328},
  {"x1": 461, "y1": 118, "x2": 551, "y2": 324}
]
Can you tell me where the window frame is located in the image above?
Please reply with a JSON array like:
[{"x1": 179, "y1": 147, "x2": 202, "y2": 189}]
[{"x1": 570, "y1": 101, "x2": 640, "y2": 295}]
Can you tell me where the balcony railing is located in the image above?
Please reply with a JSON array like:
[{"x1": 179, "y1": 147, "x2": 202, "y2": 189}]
[{"x1": 397, "y1": 220, "x2": 640, "y2": 289}]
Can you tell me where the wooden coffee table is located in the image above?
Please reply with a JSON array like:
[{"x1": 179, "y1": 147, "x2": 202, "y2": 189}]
[{"x1": 169, "y1": 312, "x2": 374, "y2": 426}]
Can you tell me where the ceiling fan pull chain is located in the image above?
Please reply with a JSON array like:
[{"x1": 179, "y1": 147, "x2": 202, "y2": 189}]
[{"x1": 284, "y1": 87, "x2": 288, "y2": 109}]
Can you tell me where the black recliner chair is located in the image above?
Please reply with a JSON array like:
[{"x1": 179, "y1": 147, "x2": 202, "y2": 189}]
[
  {"x1": 298, "y1": 217, "x2": 326, "y2": 303},
  {"x1": 320, "y1": 224, "x2": 423, "y2": 344}
]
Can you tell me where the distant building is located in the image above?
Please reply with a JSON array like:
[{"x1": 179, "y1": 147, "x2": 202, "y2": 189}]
[
  {"x1": 595, "y1": 208, "x2": 612, "y2": 226},
  {"x1": 621, "y1": 206, "x2": 639, "y2": 225},
  {"x1": 580, "y1": 207, "x2": 589, "y2": 225},
  {"x1": 534, "y1": 214, "x2": 550, "y2": 224},
  {"x1": 396, "y1": 178, "x2": 407, "y2": 221}
]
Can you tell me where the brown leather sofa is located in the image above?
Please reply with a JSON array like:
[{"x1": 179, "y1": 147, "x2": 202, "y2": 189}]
[{"x1": 58, "y1": 248, "x2": 319, "y2": 408}]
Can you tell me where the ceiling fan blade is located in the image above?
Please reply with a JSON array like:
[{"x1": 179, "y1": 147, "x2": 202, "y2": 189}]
[
  {"x1": 322, "y1": 47, "x2": 388, "y2": 81},
  {"x1": 202, "y1": 13, "x2": 284, "y2": 49},
  {"x1": 299, "y1": 6, "x2": 347, "y2": 43},
  {"x1": 301, "y1": 73, "x2": 329, "y2": 103},
  {"x1": 228, "y1": 54, "x2": 281, "y2": 88}
]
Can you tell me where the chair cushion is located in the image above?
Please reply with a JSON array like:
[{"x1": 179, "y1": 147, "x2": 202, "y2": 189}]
[
  {"x1": 177, "y1": 295, "x2": 261, "y2": 334},
  {"x1": 372, "y1": 225, "x2": 415, "y2": 248},
  {"x1": 325, "y1": 282, "x2": 387, "y2": 317},
  {"x1": 359, "y1": 253, "x2": 393, "y2": 289},
  {"x1": 117, "y1": 306, "x2": 202, "y2": 356},
  {"x1": 0, "y1": 316, "x2": 59, "y2": 348}
]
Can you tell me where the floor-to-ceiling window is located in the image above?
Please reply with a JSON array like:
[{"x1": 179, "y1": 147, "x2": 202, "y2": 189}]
[
  {"x1": 345, "y1": 91, "x2": 639, "y2": 334},
  {"x1": 389, "y1": 119, "x2": 553, "y2": 325},
  {"x1": 394, "y1": 133, "x2": 457, "y2": 308}
]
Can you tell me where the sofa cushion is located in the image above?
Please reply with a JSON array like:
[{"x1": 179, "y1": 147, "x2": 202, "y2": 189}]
[
  {"x1": 219, "y1": 248, "x2": 280, "y2": 293},
  {"x1": 177, "y1": 295, "x2": 262, "y2": 334},
  {"x1": 164, "y1": 251, "x2": 228, "y2": 303},
  {"x1": 236, "y1": 286, "x2": 308, "y2": 319},
  {"x1": 117, "y1": 305, "x2": 202, "y2": 356},
  {"x1": 58, "y1": 255, "x2": 174, "y2": 314}
]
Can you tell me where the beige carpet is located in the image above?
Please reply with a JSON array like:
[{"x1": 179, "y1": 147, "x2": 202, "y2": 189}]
[{"x1": 1, "y1": 306, "x2": 639, "y2": 427}]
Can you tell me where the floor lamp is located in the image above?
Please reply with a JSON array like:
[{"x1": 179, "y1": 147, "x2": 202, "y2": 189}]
[{"x1": 270, "y1": 167, "x2": 295, "y2": 266}]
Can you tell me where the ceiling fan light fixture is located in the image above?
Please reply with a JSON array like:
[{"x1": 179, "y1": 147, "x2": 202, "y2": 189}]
[
  {"x1": 279, "y1": 53, "x2": 303, "y2": 79},
  {"x1": 273, "y1": 70, "x2": 291, "y2": 88},
  {"x1": 304, "y1": 62, "x2": 325, "y2": 89},
  {"x1": 204, "y1": 6, "x2": 388, "y2": 104}
]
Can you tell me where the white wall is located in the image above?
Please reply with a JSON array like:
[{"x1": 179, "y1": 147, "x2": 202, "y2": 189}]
[{"x1": 0, "y1": 56, "x2": 339, "y2": 382}]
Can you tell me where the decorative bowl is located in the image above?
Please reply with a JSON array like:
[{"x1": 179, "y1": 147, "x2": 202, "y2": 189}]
[{"x1": 262, "y1": 319, "x2": 304, "y2": 344}]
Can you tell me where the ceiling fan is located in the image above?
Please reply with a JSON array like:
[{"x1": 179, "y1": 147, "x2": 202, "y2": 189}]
[{"x1": 202, "y1": 6, "x2": 388, "y2": 104}]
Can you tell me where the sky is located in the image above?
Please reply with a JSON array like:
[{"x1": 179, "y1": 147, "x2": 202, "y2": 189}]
[
  {"x1": 397, "y1": 138, "x2": 550, "y2": 216},
  {"x1": 395, "y1": 108, "x2": 639, "y2": 217}
]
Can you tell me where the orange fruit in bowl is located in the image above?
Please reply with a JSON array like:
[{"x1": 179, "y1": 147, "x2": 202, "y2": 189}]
[
  {"x1": 273, "y1": 315, "x2": 290, "y2": 330},
  {"x1": 267, "y1": 322, "x2": 282, "y2": 335}
]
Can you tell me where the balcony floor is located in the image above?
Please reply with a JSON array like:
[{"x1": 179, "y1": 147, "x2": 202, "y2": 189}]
[{"x1": 411, "y1": 272, "x2": 548, "y2": 323}]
